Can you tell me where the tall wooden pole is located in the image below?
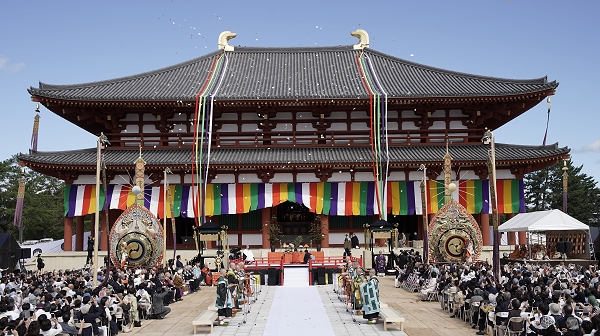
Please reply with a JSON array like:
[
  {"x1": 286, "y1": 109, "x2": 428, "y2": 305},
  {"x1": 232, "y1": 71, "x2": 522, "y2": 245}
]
[
  {"x1": 419, "y1": 164, "x2": 429, "y2": 263},
  {"x1": 562, "y1": 160, "x2": 568, "y2": 214},
  {"x1": 163, "y1": 170, "x2": 168, "y2": 267},
  {"x1": 483, "y1": 129, "x2": 499, "y2": 281},
  {"x1": 92, "y1": 137, "x2": 102, "y2": 287}
]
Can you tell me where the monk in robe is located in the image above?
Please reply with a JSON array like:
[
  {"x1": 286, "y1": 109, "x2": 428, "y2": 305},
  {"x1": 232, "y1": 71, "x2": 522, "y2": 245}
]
[
  {"x1": 352, "y1": 267, "x2": 367, "y2": 311},
  {"x1": 215, "y1": 269, "x2": 233, "y2": 324},
  {"x1": 360, "y1": 268, "x2": 381, "y2": 324}
]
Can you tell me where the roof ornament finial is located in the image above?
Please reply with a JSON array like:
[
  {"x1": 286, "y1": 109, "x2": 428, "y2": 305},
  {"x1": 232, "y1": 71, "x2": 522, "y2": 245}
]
[
  {"x1": 218, "y1": 31, "x2": 237, "y2": 51},
  {"x1": 351, "y1": 29, "x2": 369, "y2": 50}
]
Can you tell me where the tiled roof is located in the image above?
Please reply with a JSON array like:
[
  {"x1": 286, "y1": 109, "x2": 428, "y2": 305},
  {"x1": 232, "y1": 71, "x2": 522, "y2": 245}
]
[
  {"x1": 28, "y1": 46, "x2": 557, "y2": 102},
  {"x1": 18, "y1": 143, "x2": 569, "y2": 168}
]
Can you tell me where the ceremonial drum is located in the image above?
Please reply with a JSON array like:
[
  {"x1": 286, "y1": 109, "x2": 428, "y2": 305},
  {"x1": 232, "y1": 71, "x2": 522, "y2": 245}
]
[
  {"x1": 427, "y1": 199, "x2": 483, "y2": 263},
  {"x1": 109, "y1": 203, "x2": 165, "y2": 268}
]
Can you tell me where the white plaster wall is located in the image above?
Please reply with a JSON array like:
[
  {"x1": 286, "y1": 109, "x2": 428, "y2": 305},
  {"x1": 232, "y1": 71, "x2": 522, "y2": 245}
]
[
  {"x1": 211, "y1": 174, "x2": 236, "y2": 184},
  {"x1": 73, "y1": 175, "x2": 98, "y2": 184},
  {"x1": 269, "y1": 173, "x2": 294, "y2": 183},
  {"x1": 388, "y1": 171, "x2": 406, "y2": 181},
  {"x1": 219, "y1": 113, "x2": 239, "y2": 120},
  {"x1": 241, "y1": 113, "x2": 262, "y2": 121},
  {"x1": 296, "y1": 173, "x2": 320, "y2": 183},
  {"x1": 401, "y1": 110, "x2": 418, "y2": 118},
  {"x1": 241, "y1": 234, "x2": 263, "y2": 246},
  {"x1": 327, "y1": 172, "x2": 352, "y2": 182},
  {"x1": 228, "y1": 234, "x2": 239, "y2": 247},
  {"x1": 238, "y1": 174, "x2": 262, "y2": 183},
  {"x1": 354, "y1": 172, "x2": 374, "y2": 182},
  {"x1": 496, "y1": 169, "x2": 516, "y2": 179}
]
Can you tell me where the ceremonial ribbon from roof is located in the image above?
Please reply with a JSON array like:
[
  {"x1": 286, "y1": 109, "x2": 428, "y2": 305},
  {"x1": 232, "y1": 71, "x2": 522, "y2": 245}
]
[
  {"x1": 13, "y1": 169, "x2": 26, "y2": 227},
  {"x1": 192, "y1": 52, "x2": 228, "y2": 226},
  {"x1": 356, "y1": 51, "x2": 389, "y2": 221},
  {"x1": 63, "y1": 180, "x2": 525, "y2": 218}
]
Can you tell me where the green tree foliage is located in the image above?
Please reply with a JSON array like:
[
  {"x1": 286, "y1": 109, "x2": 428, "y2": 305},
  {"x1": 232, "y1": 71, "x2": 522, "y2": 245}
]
[
  {"x1": 524, "y1": 159, "x2": 600, "y2": 225},
  {"x1": 0, "y1": 156, "x2": 64, "y2": 240}
]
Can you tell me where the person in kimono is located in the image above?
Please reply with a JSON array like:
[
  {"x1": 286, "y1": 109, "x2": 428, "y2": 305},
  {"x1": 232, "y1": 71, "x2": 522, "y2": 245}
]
[
  {"x1": 375, "y1": 251, "x2": 387, "y2": 276},
  {"x1": 226, "y1": 263, "x2": 240, "y2": 309},
  {"x1": 352, "y1": 267, "x2": 367, "y2": 311},
  {"x1": 215, "y1": 269, "x2": 234, "y2": 324},
  {"x1": 360, "y1": 268, "x2": 380, "y2": 324}
]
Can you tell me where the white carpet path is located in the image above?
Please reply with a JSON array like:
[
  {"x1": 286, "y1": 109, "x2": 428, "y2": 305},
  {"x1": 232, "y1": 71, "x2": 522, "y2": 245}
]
[{"x1": 263, "y1": 286, "x2": 336, "y2": 336}]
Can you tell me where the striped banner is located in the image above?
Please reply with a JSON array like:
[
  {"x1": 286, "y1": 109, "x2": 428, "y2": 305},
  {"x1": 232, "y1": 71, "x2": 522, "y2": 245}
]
[
  {"x1": 64, "y1": 179, "x2": 524, "y2": 218},
  {"x1": 64, "y1": 185, "x2": 106, "y2": 217}
]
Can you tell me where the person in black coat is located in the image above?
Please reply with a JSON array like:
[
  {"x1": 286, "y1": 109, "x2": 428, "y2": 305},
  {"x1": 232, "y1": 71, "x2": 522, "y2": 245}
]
[
  {"x1": 303, "y1": 250, "x2": 312, "y2": 264},
  {"x1": 86, "y1": 236, "x2": 94, "y2": 265},
  {"x1": 175, "y1": 255, "x2": 184, "y2": 270},
  {"x1": 37, "y1": 254, "x2": 44, "y2": 272},
  {"x1": 350, "y1": 234, "x2": 360, "y2": 249}
]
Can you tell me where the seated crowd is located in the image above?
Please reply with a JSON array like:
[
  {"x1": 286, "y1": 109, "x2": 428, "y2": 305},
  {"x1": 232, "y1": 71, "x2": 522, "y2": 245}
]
[
  {"x1": 0, "y1": 256, "x2": 214, "y2": 336},
  {"x1": 397, "y1": 257, "x2": 600, "y2": 336}
]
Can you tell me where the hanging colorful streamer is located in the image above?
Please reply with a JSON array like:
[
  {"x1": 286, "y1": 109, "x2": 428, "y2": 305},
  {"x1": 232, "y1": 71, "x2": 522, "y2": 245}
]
[
  {"x1": 356, "y1": 51, "x2": 389, "y2": 220},
  {"x1": 192, "y1": 52, "x2": 228, "y2": 226}
]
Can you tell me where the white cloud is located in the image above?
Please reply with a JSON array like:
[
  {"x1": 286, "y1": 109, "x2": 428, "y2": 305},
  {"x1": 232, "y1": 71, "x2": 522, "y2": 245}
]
[
  {"x1": 581, "y1": 139, "x2": 600, "y2": 152},
  {"x1": 0, "y1": 56, "x2": 25, "y2": 73}
]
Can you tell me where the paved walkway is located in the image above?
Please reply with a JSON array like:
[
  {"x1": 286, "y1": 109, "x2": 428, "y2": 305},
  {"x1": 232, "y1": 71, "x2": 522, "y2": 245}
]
[{"x1": 126, "y1": 276, "x2": 474, "y2": 336}]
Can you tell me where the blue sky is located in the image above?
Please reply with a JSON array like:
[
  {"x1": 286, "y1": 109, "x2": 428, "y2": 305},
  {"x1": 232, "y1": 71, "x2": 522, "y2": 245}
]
[{"x1": 1, "y1": 0, "x2": 599, "y2": 181}]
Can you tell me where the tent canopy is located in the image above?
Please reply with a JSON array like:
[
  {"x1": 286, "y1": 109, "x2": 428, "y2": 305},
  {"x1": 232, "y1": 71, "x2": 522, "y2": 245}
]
[{"x1": 498, "y1": 209, "x2": 589, "y2": 232}]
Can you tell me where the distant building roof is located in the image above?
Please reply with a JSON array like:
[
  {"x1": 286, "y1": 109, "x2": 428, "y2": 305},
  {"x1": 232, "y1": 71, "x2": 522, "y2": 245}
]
[
  {"x1": 19, "y1": 143, "x2": 569, "y2": 169},
  {"x1": 29, "y1": 46, "x2": 557, "y2": 102}
]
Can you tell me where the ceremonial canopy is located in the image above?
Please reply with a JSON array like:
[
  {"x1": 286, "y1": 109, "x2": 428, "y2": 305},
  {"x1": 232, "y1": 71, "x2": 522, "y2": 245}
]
[{"x1": 498, "y1": 209, "x2": 589, "y2": 232}]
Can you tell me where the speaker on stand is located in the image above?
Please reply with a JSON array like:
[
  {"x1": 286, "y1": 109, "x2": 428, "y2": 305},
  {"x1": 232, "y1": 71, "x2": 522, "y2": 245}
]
[{"x1": 19, "y1": 248, "x2": 31, "y2": 271}]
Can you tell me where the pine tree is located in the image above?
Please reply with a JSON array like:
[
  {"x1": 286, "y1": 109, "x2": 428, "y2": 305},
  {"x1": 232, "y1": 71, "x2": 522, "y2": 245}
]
[
  {"x1": 524, "y1": 159, "x2": 600, "y2": 225},
  {"x1": 0, "y1": 156, "x2": 65, "y2": 240}
]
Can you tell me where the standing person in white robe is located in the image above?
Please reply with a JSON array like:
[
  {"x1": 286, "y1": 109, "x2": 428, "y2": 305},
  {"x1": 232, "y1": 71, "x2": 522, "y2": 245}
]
[{"x1": 242, "y1": 245, "x2": 255, "y2": 264}]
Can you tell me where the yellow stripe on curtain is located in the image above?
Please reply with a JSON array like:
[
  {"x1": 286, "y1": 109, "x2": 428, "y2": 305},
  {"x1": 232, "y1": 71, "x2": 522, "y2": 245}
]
[
  {"x1": 205, "y1": 184, "x2": 215, "y2": 216},
  {"x1": 243, "y1": 184, "x2": 252, "y2": 212},
  {"x1": 391, "y1": 182, "x2": 400, "y2": 215},
  {"x1": 352, "y1": 182, "x2": 361, "y2": 215}
]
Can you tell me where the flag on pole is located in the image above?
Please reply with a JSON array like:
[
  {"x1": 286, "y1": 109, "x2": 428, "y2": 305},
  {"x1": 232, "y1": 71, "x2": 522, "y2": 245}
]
[
  {"x1": 31, "y1": 105, "x2": 40, "y2": 151},
  {"x1": 13, "y1": 168, "x2": 25, "y2": 227}
]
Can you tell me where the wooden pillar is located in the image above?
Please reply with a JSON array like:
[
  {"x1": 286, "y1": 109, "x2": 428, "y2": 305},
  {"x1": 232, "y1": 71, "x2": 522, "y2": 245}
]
[
  {"x1": 518, "y1": 232, "x2": 527, "y2": 246},
  {"x1": 261, "y1": 208, "x2": 271, "y2": 249},
  {"x1": 63, "y1": 217, "x2": 73, "y2": 252},
  {"x1": 480, "y1": 213, "x2": 491, "y2": 246},
  {"x1": 75, "y1": 216, "x2": 84, "y2": 251},
  {"x1": 321, "y1": 214, "x2": 330, "y2": 248},
  {"x1": 506, "y1": 214, "x2": 516, "y2": 245},
  {"x1": 100, "y1": 212, "x2": 108, "y2": 251}
]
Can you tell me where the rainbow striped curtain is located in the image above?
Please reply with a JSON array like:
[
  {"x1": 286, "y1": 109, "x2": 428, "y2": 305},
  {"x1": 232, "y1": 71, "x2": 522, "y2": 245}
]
[{"x1": 64, "y1": 180, "x2": 525, "y2": 218}]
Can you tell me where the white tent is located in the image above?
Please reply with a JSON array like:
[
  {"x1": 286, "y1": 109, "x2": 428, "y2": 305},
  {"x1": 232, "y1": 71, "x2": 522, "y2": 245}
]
[{"x1": 498, "y1": 209, "x2": 589, "y2": 232}]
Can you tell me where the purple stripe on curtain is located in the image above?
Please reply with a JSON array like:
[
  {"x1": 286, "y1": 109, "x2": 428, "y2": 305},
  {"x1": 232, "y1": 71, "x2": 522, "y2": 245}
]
[
  {"x1": 143, "y1": 186, "x2": 152, "y2": 209},
  {"x1": 407, "y1": 182, "x2": 415, "y2": 215},
  {"x1": 366, "y1": 182, "x2": 375, "y2": 216},
  {"x1": 105, "y1": 185, "x2": 115, "y2": 210},
  {"x1": 67, "y1": 186, "x2": 78, "y2": 217},
  {"x1": 295, "y1": 183, "x2": 303, "y2": 204},
  {"x1": 221, "y1": 184, "x2": 229, "y2": 214},
  {"x1": 257, "y1": 183, "x2": 265, "y2": 209},
  {"x1": 330, "y1": 183, "x2": 338, "y2": 215},
  {"x1": 481, "y1": 180, "x2": 490, "y2": 214},
  {"x1": 519, "y1": 179, "x2": 526, "y2": 213},
  {"x1": 180, "y1": 185, "x2": 190, "y2": 217}
]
